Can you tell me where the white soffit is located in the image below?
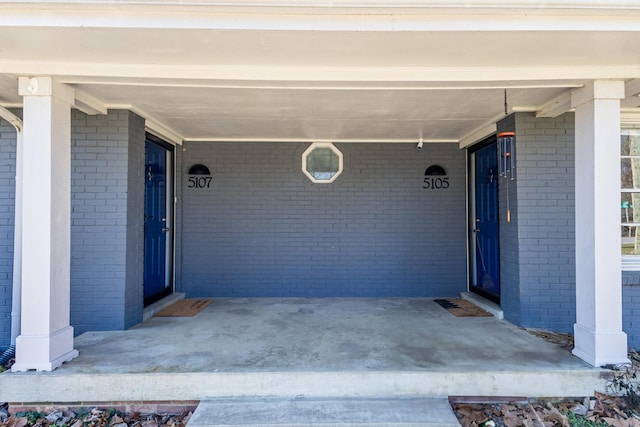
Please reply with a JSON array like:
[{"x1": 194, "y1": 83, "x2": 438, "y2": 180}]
[{"x1": 63, "y1": 83, "x2": 571, "y2": 142}]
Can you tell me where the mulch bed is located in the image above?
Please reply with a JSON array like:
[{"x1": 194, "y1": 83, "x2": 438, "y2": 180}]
[
  {"x1": 452, "y1": 393, "x2": 640, "y2": 427},
  {"x1": 0, "y1": 406, "x2": 192, "y2": 427},
  {"x1": 452, "y1": 347, "x2": 640, "y2": 427}
]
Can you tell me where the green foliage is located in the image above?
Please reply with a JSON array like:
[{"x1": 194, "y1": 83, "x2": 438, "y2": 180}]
[
  {"x1": 565, "y1": 411, "x2": 609, "y2": 427},
  {"x1": 15, "y1": 411, "x2": 45, "y2": 424}
]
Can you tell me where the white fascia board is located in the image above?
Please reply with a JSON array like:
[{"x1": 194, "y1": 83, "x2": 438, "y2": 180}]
[
  {"x1": 4, "y1": 0, "x2": 640, "y2": 6},
  {"x1": 2, "y1": 3, "x2": 640, "y2": 32},
  {"x1": 3, "y1": 62, "x2": 640, "y2": 83}
]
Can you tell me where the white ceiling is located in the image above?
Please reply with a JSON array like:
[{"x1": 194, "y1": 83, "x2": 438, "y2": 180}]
[
  {"x1": 71, "y1": 83, "x2": 571, "y2": 142},
  {"x1": 1, "y1": 3, "x2": 640, "y2": 145}
]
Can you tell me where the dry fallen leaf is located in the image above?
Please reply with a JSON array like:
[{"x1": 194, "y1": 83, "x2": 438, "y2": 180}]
[
  {"x1": 603, "y1": 417, "x2": 631, "y2": 427},
  {"x1": 4, "y1": 418, "x2": 27, "y2": 427}
]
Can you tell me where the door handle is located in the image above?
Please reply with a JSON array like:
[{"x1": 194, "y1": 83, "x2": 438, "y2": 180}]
[{"x1": 162, "y1": 227, "x2": 170, "y2": 232}]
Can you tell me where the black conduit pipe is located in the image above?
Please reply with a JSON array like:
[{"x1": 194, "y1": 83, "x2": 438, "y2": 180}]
[{"x1": 0, "y1": 345, "x2": 15, "y2": 367}]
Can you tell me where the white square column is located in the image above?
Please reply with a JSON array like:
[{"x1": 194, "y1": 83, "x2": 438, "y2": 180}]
[
  {"x1": 12, "y1": 77, "x2": 78, "y2": 372},
  {"x1": 571, "y1": 80, "x2": 628, "y2": 367}
]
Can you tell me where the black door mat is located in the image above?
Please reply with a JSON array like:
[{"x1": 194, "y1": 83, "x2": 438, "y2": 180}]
[{"x1": 434, "y1": 298, "x2": 493, "y2": 317}]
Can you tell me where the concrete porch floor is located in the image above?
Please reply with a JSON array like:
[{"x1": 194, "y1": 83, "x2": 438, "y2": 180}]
[{"x1": 0, "y1": 298, "x2": 610, "y2": 403}]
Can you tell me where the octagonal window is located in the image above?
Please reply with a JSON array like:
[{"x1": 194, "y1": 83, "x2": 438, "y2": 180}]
[{"x1": 302, "y1": 142, "x2": 343, "y2": 183}]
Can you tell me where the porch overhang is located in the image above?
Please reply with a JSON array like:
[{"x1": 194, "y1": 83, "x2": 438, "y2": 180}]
[{"x1": 1, "y1": 1, "x2": 640, "y2": 144}]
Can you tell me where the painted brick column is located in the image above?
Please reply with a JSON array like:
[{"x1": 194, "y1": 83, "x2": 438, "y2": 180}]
[
  {"x1": 571, "y1": 80, "x2": 628, "y2": 367},
  {"x1": 12, "y1": 77, "x2": 78, "y2": 371}
]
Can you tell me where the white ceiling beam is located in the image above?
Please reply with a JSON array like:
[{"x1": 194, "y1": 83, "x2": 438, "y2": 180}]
[
  {"x1": 127, "y1": 107, "x2": 184, "y2": 146},
  {"x1": 145, "y1": 119, "x2": 184, "y2": 146},
  {"x1": 536, "y1": 91, "x2": 573, "y2": 118},
  {"x1": 73, "y1": 89, "x2": 107, "y2": 115},
  {"x1": 183, "y1": 137, "x2": 458, "y2": 143},
  {"x1": 458, "y1": 114, "x2": 504, "y2": 149},
  {"x1": 65, "y1": 79, "x2": 584, "y2": 91}
]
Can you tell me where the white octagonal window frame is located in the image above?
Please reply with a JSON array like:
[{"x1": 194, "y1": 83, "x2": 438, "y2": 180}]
[{"x1": 302, "y1": 142, "x2": 343, "y2": 184}]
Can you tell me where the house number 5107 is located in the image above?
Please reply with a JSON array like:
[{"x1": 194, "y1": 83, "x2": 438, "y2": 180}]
[{"x1": 188, "y1": 176, "x2": 212, "y2": 188}]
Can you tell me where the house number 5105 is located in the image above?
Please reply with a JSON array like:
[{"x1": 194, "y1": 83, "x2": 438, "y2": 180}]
[
  {"x1": 423, "y1": 177, "x2": 449, "y2": 189},
  {"x1": 188, "y1": 176, "x2": 212, "y2": 188}
]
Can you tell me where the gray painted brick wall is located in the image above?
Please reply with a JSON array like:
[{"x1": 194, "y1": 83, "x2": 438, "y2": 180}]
[
  {"x1": 71, "y1": 110, "x2": 145, "y2": 334},
  {"x1": 497, "y1": 114, "x2": 521, "y2": 324},
  {"x1": 498, "y1": 112, "x2": 577, "y2": 333},
  {"x1": 180, "y1": 142, "x2": 467, "y2": 297},
  {"x1": 623, "y1": 272, "x2": 640, "y2": 348},
  {"x1": 124, "y1": 113, "x2": 145, "y2": 328},
  {"x1": 175, "y1": 147, "x2": 184, "y2": 293},
  {"x1": 0, "y1": 117, "x2": 17, "y2": 349}
]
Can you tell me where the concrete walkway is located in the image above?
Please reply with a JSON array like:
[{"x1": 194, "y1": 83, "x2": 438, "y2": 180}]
[
  {"x1": 188, "y1": 397, "x2": 462, "y2": 427},
  {"x1": 0, "y1": 298, "x2": 609, "y2": 403}
]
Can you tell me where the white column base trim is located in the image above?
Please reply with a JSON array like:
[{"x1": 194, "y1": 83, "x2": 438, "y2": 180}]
[
  {"x1": 572, "y1": 323, "x2": 629, "y2": 367},
  {"x1": 12, "y1": 326, "x2": 79, "y2": 372}
]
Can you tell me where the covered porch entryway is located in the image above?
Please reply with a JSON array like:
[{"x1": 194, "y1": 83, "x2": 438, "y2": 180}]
[
  {"x1": 1, "y1": 0, "x2": 639, "y2": 374},
  {"x1": 0, "y1": 298, "x2": 607, "y2": 403}
]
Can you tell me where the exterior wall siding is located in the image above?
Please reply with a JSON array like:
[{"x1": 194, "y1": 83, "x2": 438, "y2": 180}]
[
  {"x1": 515, "y1": 113, "x2": 577, "y2": 332},
  {"x1": 174, "y1": 147, "x2": 184, "y2": 293},
  {"x1": 496, "y1": 114, "x2": 521, "y2": 324},
  {"x1": 71, "y1": 110, "x2": 145, "y2": 334},
  {"x1": 0, "y1": 117, "x2": 17, "y2": 349},
  {"x1": 623, "y1": 272, "x2": 640, "y2": 349},
  {"x1": 498, "y1": 112, "x2": 577, "y2": 333},
  {"x1": 124, "y1": 113, "x2": 146, "y2": 328},
  {"x1": 180, "y1": 142, "x2": 467, "y2": 297}
]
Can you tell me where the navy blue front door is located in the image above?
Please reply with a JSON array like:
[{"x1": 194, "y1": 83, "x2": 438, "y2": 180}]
[
  {"x1": 471, "y1": 140, "x2": 500, "y2": 301},
  {"x1": 144, "y1": 138, "x2": 172, "y2": 305}
]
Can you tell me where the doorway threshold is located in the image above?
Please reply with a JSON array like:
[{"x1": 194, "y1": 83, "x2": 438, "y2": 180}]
[
  {"x1": 461, "y1": 292, "x2": 504, "y2": 319},
  {"x1": 143, "y1": 292, "x2": 186, "y2": 321}
]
